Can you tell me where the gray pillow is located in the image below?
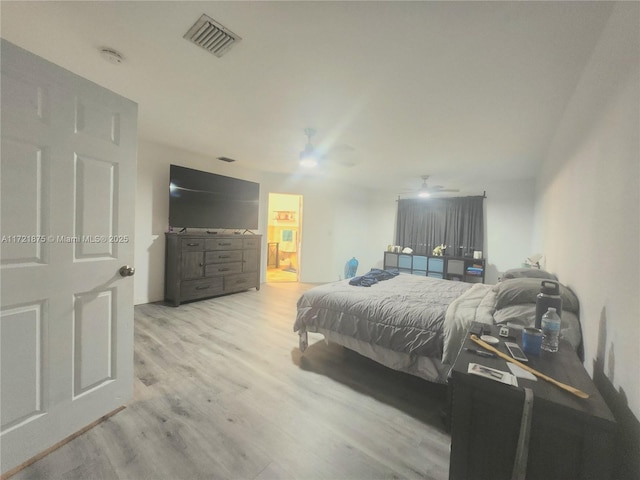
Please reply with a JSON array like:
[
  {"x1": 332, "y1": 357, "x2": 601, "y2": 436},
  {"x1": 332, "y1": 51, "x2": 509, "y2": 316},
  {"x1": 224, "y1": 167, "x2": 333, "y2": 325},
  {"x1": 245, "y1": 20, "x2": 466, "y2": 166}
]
[
  {"x1": 492, "y1": 277, "x2": 579, "y2": 313},
  {"x1": 503, "y1": 268, "x2": 557, "y2": 281}
]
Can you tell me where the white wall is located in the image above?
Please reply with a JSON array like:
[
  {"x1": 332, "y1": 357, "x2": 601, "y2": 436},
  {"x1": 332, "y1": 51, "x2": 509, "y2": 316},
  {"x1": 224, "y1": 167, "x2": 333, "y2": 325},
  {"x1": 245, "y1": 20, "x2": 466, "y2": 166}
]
[
  {"x1": 331, "y1": 190, "x2": 397, "y2": 279},
  {"x1": 534, "y1": 3, "x2": 639, "y2": 420},
  {"x1": 484, "y1": 178, "x2": 536, "y2": 283}
]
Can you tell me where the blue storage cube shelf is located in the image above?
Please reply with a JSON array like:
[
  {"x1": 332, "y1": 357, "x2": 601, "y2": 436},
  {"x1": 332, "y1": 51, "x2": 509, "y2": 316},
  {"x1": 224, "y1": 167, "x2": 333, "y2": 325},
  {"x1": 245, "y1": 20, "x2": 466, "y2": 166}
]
[
  {"x1": 398, "y1": 255, "x2": 412, "y2": 269},
  {"x1": 428, "y1": 257, "x2": 444, "y2": 273},
  {"x1": 413, "y1": 256, "x2": 428, "y2": 270}
]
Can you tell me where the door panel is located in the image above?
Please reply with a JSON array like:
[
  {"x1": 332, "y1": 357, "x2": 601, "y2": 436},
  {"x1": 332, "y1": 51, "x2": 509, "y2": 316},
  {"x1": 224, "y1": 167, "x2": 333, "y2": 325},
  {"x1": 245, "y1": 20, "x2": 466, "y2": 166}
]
[
  {"x1": 75, "y1": 96, "x2": 121, "y2": 145},
  {"x1": 0, "y1": 139, "x2": 49, "y2": 266},
  {"x1": 74, "y1": 154, "x2": 117, "y2": 259},
  {"x1": 0, "y1": 303, "x2": 44, "y2": 430},
  {"x1": 0, "y1": 40, "x2": 137, "y2": 475},
  {"x1": 73, "y1": 289, "x2": 115, "y2": 396}
]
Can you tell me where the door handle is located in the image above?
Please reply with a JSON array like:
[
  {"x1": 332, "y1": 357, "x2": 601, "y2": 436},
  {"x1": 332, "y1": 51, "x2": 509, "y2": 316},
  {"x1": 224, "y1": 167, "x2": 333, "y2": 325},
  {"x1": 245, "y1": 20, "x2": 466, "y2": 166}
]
[{"x1": 119, "y1": 265, "x2": 135, "y2": 277}]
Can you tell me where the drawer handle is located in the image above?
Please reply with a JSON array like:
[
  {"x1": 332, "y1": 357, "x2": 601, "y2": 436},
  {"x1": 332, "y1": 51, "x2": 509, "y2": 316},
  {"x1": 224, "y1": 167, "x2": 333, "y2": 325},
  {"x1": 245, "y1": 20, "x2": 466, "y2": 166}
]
[
  {"x1": 187, "y1": 243, "x2": 200, "y2": 247},
  {"x1": 195, "y1": 285, "x2": 210, "y2": 290},
  {"x1": 219, "y1": 268, "x2": 230, "y2": 272},
  {"x1": 236, "y1": 279, "x2": 247, "y2": 284},
  {"x1": 199, "y1": 263, "x2": 204, "y2": 267},
  {"x1": 218, "y1": 242, "x2": 232, "y2": 246},
  {"x1": 218, "y1": 254, "x2": 230, "y2": 259}
]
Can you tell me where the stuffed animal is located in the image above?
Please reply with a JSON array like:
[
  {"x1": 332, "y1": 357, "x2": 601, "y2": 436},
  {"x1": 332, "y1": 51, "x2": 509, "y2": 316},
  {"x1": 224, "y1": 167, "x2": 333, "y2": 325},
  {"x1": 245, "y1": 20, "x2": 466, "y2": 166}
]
[{"x1": 432, "y1": 244, "x2": 446, "y2": 256}]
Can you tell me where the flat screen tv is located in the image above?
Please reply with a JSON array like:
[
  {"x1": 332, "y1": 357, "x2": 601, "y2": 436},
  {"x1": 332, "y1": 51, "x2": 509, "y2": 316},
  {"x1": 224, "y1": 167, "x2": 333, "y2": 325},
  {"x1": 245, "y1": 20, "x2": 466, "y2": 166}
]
[{"x1": 169, "y1": 165, "x2": 260, "y2": 230}]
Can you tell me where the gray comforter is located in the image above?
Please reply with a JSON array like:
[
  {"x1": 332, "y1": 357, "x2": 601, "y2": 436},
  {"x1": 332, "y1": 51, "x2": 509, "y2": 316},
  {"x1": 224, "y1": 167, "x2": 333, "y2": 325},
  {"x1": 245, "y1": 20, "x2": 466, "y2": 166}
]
[{"x1": 294, "y1": 274, "x2": 480, "y2": 358}]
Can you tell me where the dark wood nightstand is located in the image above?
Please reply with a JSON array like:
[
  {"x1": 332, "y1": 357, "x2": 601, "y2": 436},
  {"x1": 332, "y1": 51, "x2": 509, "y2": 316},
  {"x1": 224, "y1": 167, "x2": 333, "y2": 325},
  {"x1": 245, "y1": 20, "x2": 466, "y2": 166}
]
[{"x1": 448, "y1": 323, "x2": 616, "y2": 480}]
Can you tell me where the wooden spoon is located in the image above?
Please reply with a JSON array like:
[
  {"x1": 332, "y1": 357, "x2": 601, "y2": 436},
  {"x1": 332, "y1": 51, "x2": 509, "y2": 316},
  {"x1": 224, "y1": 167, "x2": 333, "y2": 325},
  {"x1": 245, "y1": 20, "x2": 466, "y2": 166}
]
[{"x1": 470, "y1": 335, "x2": 590, "y2": 399}]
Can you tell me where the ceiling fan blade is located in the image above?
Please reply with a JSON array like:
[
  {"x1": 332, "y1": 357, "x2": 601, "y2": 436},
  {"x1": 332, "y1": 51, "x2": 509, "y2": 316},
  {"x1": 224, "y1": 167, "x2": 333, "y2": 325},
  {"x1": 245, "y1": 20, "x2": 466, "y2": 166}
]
[{"x1": 402, "y1": 175, "x2": 460, "y2": 196}]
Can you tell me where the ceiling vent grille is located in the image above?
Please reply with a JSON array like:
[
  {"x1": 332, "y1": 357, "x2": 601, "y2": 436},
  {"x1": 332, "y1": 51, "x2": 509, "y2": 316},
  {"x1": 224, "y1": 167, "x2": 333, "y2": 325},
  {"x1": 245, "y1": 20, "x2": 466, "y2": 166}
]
[{"x1": 184, "y1": 14, "x2": 241, "y2": 58}]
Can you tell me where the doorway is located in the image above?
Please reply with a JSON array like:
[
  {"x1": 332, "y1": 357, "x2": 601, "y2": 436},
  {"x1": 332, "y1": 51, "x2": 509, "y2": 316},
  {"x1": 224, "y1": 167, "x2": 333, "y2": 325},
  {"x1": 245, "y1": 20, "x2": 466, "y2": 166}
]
[{"x1": 266, "y1": 193, "x2": 302, "y2": 282}]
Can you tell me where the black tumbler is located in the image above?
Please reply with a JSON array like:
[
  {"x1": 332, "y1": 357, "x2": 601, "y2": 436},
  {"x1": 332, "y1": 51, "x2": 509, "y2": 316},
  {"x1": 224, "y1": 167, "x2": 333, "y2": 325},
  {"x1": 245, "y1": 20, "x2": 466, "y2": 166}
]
[{"x1": 535, "y1": 280, "x2": 562, "y2": 329}]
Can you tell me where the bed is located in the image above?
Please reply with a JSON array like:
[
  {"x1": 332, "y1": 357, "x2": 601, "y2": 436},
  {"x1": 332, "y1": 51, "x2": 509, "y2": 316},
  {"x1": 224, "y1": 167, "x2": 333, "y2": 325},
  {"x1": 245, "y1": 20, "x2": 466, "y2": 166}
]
[{"x1": 294, "y1": 269, "x2": 582, "y2": 383}]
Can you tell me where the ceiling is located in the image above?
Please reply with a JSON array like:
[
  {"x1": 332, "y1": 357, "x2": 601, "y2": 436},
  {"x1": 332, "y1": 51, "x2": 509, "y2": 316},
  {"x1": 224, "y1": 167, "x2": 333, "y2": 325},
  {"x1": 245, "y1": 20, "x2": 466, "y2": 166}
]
[{"x1": 0, "y1": 1, "x2": 614, "y2": 194}]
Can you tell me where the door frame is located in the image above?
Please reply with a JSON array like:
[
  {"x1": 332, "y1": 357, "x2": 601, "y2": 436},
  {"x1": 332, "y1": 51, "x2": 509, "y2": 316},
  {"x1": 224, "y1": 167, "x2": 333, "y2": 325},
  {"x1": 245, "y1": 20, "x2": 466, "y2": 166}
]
[{"x1": 266, "y1": 193, "x2": 303, "y2": 282}]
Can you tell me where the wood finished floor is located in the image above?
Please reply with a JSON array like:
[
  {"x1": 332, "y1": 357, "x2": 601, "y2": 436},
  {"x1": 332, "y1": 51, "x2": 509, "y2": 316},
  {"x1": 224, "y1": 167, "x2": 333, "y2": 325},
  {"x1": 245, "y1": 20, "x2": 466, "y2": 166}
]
[
  {"x1": 265, "y1": 267, "x2": 298, "y2": 283},
  {"x1": 12, "y1": 283, "x2": 451, "y2": 480}
]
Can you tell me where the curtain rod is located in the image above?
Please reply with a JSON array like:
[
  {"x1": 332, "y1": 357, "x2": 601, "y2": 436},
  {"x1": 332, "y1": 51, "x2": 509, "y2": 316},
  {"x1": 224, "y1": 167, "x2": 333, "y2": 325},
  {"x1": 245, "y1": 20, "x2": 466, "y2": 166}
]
[{"x1": 396, "y1": 191, "x2": 487, "y2": 201}]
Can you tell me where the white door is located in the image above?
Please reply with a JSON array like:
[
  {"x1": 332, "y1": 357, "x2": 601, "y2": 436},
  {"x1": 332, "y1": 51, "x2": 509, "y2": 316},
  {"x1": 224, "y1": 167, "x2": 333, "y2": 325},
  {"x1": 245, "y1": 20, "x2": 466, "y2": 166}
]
[{"x1": 0, "y1": 40, "x2": 137, "y2": 474}]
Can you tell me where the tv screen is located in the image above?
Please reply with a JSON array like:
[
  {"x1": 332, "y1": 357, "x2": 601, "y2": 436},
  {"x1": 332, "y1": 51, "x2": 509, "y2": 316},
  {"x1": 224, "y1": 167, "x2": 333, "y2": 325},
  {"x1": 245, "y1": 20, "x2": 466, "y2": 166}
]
[{"x1": 169, "y1": 165, "x2": 260, "y2": 230}]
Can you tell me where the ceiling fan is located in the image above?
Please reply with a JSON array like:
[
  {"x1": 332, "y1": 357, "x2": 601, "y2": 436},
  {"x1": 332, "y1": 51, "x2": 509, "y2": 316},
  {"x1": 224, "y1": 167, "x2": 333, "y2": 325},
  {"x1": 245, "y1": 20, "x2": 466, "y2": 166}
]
[
  {"x1": 404, "y1": 175, "x2": 460, "y2": 198},
  {"x1": 299, "y1": 128, "x2": 357, "y2": 168},
  {"x1": 299, "y1": 128, "x2": 320, "y2": 168}
]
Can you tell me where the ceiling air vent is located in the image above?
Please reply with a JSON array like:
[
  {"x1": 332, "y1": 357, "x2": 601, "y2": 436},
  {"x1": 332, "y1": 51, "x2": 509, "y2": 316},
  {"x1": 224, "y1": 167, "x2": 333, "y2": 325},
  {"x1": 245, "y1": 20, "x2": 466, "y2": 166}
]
[
  {"x1": 184, "y1": 14, "x2": 241, "y2": 58},
  {"x1": 217, "y1": 156, "x2": 236, "y2": 163}
]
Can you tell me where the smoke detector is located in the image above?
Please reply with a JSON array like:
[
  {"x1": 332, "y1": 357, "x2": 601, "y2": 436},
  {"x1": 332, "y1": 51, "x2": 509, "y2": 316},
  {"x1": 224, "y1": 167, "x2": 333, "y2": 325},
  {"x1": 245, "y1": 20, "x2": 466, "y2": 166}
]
[{"x1": 100, "y1": 48, "x2": 124, "y2": 65}]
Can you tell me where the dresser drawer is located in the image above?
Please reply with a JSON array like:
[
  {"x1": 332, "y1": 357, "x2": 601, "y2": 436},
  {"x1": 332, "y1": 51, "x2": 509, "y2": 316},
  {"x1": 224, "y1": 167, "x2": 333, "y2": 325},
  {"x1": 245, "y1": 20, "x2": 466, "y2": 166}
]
[
  {"x1": 205, "y1": 262, "x2": 243, "y2": 276},
  {"x1": 181, "y1": 239, "x2": 205, "y2": 252},
  {"x1": 205, "y1": 250, "x2": 243, "y2": 264},
  {"x1": 181, "y1": 277, "x2": 223, "y2": 301},
  {"x1": 243, "y1": 237, "x2": 261, "y2": 249},
  {"x1": 205, "y1": 238, "x2": 243, "y2": 250},
  {"x1": 224, "y1": 273, "x2": 258, "y2": 293}
]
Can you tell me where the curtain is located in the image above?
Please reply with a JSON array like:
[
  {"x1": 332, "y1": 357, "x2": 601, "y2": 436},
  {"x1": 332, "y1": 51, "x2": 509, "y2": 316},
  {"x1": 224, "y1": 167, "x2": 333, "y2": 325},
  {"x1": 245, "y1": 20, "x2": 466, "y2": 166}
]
[{"x1": 396, "y1": 196, "x2": 484, "y2": 257}]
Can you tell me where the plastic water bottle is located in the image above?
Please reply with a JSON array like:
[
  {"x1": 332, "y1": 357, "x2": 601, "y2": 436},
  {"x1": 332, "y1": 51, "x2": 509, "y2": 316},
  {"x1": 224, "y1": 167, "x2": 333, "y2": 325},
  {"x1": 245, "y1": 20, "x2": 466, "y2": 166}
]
[
  {"x1": 541, "y1": 307, "x2": 561, "y2": 352},
  {"x1": 344, "y1": 257, "x2": 359, "y2": 279}
]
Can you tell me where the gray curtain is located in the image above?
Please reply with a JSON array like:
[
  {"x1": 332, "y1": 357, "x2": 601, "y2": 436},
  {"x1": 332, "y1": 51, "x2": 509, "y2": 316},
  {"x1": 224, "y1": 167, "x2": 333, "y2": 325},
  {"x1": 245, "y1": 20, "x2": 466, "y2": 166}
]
[{"x1": 396, "y1": 196, "x2": 484, "y2": 257}]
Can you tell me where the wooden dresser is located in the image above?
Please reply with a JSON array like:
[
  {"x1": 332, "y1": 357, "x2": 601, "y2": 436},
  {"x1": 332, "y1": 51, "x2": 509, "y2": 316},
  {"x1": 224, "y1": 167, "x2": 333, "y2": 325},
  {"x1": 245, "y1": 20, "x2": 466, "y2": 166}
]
[{"x1": 164, "y1": 233, "x2": 261, "y2": 306}]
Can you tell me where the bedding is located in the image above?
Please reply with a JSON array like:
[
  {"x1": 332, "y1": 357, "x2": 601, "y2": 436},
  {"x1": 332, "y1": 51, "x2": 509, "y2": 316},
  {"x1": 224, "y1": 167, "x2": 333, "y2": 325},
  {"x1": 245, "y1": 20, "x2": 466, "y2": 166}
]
[
  {"x1": 294, "y1": 271, "x2": 584, "y2": 384},
  {"x1": 493, "y1": 277, "x2": 579, "y2": 312},
  {"x1": 502, "y1": 267, "x2": 558, "y2": 281},
  {"x1": 294, "y1": 273, "x2": 496, "y2": 382}
]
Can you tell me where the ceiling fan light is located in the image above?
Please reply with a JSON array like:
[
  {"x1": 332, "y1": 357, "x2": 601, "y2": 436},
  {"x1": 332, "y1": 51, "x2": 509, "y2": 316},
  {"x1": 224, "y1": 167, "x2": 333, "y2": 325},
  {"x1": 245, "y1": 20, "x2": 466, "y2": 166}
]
[
  {"x1": 300, "y1": 157, "x2": 318, "y2": 168},
  {"x1": 418, "y1": 190, "x2": 430, "y2": 198},
  {"x1": 299, "y1": 133, "x2": 319, "y2": 167},
  {"x1": 299, "y1": 148, "x2": 318, "y2": 168}
]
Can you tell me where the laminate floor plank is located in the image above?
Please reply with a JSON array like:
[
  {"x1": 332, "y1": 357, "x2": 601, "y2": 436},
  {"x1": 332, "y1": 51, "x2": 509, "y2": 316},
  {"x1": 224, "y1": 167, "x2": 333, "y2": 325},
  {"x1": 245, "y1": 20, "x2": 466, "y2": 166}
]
[{"x1": 11, "y1": 283, "x2": 450, "y2": 480}]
